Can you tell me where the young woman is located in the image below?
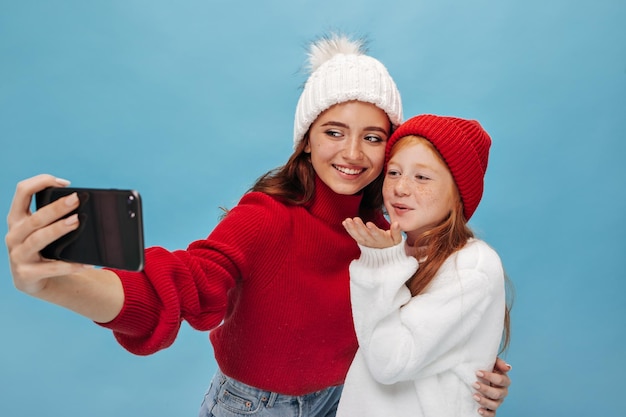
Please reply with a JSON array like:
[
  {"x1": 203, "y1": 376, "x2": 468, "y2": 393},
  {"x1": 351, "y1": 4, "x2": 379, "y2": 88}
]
[
  {"x1": 6, "y1": 35, "x2": 510, "y2": 417},
  {"x1": 339, "y1": 114, "x2": 511, "y2": 417}
]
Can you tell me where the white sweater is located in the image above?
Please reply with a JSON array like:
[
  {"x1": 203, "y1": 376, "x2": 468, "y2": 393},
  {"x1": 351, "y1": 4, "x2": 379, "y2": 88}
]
[{"x1": 337, "y1": 238, "x2": 505, "y2": 417}]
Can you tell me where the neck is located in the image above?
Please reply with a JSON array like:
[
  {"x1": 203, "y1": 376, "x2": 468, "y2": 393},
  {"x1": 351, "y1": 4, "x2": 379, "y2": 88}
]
[
  {"x1": 307, "y1": 176, "x2": 364, "y2": 226},
  {"x1": 405, "y1": 239, "x2": 428, "y2": 261}
]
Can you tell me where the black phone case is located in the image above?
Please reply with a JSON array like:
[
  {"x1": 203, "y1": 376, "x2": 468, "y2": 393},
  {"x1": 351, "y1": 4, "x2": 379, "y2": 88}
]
[{"x1": 35, "y1": 187, "x2": 145, "y2": 271}]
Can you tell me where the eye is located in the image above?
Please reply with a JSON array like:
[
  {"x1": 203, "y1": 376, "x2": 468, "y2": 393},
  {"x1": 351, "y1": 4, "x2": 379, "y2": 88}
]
[
  {"x1": 325, "y1": 129, "x2": 343, "y2": 138},
  {"x1": 364, "y1": 134, "x2": 384, "y2": 143},
  {"x1": 415, "y1": 174, "x2": 431, "y2": 181},
  {"x1": 386, "y1": 169, "x2": 400, "y2": 177}
]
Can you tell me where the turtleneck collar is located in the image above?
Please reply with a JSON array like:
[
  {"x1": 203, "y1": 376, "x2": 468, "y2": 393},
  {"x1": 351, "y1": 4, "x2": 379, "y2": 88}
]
[{"x1": 306, "y1": 175, "x2": 364, "y2": 227}]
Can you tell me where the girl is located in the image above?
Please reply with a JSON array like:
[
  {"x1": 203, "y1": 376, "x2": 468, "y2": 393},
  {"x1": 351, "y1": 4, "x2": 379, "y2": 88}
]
[
  {"x1": 340, "y1": 114, "x2": 510, "y2": 417},
  {"x1": 6, "y1": 37, "x2": 509, "y2": 417}
]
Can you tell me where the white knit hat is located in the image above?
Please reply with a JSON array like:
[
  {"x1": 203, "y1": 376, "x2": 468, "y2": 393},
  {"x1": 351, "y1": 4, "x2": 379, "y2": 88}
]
[{"x1": 293, "y1": 34, "x2": 403, "y2": 148}]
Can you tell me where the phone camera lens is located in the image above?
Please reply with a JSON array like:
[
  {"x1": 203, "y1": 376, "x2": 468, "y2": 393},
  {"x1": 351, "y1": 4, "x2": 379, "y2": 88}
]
[{"x1": 127, "y1": 195, "x2": 136, "y2": 218}]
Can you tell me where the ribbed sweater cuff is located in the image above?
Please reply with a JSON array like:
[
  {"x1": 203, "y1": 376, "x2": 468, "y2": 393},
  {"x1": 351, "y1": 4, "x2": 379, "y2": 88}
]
[
  {"x1": 96, "y1": 247, "x2": 180, "y2": 355},
  {"x1": 356, "y1": 240, "x2": 410, "y2": 268},
  {"x1": 96, "y1": 268, "x2": 161, "y2": 335}
]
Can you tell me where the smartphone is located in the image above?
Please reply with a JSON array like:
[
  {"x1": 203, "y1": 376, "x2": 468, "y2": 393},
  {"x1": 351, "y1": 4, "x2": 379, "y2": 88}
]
[{"x1": 35, "y1": 187, "x2": 145, "y2": 271}]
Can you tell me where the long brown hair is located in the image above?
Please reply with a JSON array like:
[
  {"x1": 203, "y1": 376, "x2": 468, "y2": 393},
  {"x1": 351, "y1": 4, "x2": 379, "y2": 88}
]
[
  {"x1": 250, "y1": 132, "x2": 385, "y2": 213},
  {"x1": 388, "y1": 136, "x2": 512, "y2": 352}
]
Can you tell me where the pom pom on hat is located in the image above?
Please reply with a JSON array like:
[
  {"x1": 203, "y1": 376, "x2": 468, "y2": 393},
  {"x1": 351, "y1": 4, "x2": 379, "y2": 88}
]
[
  {"x1": 293, "y1": 33, "x2": 403, "y2": 148},
  {"x1": 385, "y1": 115, "x2": 492, "y2": 220}
]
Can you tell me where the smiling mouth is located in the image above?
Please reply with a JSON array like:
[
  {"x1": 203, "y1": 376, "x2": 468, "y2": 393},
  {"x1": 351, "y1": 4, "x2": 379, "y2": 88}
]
[{"x1": 334, "y1": 165, "x2": 365, "y2": 175}]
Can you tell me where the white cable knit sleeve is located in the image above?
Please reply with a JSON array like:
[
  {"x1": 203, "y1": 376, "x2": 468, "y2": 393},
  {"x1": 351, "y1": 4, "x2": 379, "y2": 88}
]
[{"x1": 349, "y1": 238, "x2": 417, "y2": 352}]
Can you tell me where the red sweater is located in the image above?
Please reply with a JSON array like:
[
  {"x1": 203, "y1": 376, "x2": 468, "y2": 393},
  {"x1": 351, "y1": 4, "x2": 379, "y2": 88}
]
[{"x1": 100, "y1": 178, "x2": 387, "y2": 395}]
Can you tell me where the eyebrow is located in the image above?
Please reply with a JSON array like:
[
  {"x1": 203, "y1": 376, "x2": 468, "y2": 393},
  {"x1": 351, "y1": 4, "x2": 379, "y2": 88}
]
[
  {"x1": 320, "y1": 121, "x2": 389, "y2": 135},
  {"x1": 388, "y1": 161, "x2": 438, "y2": 172}
]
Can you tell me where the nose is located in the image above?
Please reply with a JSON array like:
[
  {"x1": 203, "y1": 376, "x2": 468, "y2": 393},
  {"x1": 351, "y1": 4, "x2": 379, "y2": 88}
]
[
  {"x1": 394, "y1": 175, "x2": 410, "y2": 196},
  {"x1": 343, "y1": 136, "x2": 364, "y2": 160}
]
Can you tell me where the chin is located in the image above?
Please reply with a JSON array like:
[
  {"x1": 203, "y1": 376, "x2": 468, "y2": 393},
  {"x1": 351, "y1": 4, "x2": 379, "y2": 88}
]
[
  {"x1": 395, "y1": 219, "x2": 423, "y2": 234},
  {"x1": 330, "y1": 183, "x2": 365, "y2": 196}
]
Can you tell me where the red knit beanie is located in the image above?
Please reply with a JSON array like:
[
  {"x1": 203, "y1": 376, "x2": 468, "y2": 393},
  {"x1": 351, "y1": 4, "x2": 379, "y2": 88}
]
[{"x1": 385, "y1": 114, "x2": 492, "y2": 220}]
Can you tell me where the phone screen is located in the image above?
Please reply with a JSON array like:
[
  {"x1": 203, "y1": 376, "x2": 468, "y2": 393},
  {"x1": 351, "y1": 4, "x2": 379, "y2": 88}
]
[{"x1": 35, "y1": 187, "x2": 145, "y2": 271}]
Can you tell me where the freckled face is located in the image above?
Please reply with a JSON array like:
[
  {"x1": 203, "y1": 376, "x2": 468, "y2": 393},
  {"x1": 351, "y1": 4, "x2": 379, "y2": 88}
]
[
  {"x1": 305, "y1": 101, "x2": 390, "y2": 195},
  {"x1": 383, "y1": 137, "x2": 458, "y2": 243}
]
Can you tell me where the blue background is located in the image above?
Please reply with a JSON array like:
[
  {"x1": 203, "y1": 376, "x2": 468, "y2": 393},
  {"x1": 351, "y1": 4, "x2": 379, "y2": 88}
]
[{"x1": 1, "y1": 1, "x2": 625, "y2": 416}]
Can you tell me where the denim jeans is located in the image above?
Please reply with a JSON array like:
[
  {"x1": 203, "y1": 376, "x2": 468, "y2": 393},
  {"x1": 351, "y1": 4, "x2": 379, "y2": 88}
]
[{"x1": 198, "y1": 369, "x2": 343, "y2": 417}]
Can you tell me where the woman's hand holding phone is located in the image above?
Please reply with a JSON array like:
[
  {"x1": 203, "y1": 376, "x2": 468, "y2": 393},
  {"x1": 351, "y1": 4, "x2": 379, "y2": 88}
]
[
  {"x1": 6, "y1": 174, "x2": 86, "y2": 295},
  {"x1": 5, "y1": 174, "x2": 128, "y2": 323}
]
